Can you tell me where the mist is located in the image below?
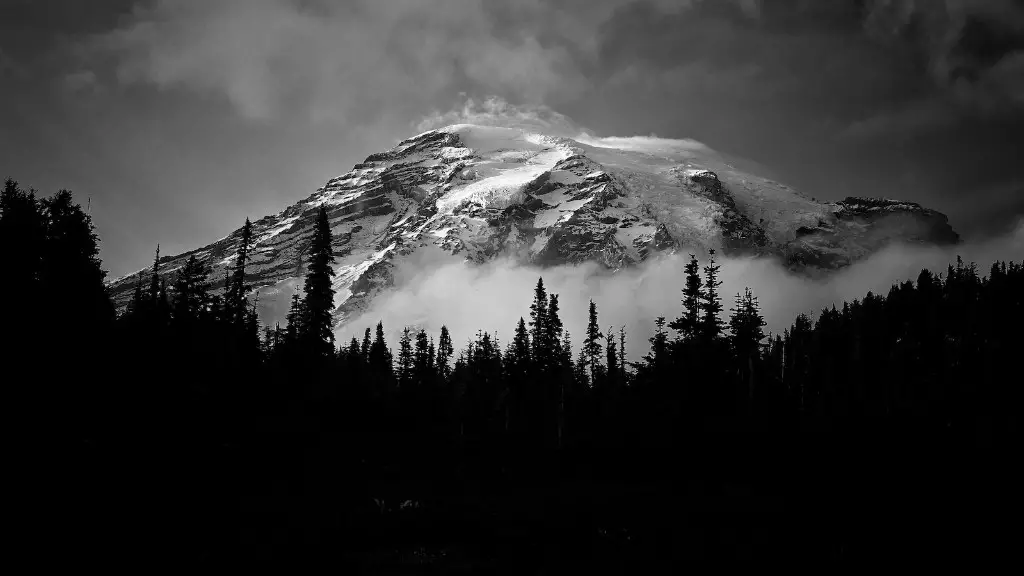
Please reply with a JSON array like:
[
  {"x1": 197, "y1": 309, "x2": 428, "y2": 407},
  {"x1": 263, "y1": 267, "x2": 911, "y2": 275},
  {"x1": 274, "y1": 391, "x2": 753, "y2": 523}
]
[{"x1": 339, "y1": 220, "x2": 1024, "y2": 360}]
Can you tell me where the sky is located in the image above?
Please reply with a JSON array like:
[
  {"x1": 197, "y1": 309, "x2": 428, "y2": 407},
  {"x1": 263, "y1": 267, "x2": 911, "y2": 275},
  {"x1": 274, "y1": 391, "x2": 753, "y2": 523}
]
[{"x1": 2, "y1": 0, "x2": 1023, "y2": 279}]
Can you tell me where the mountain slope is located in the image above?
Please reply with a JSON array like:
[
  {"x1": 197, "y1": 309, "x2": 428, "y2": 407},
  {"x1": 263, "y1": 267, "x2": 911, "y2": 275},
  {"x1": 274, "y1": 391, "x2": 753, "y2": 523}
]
[{"x1": 107, "y1": 124, "x2": 959, "y2": 326}]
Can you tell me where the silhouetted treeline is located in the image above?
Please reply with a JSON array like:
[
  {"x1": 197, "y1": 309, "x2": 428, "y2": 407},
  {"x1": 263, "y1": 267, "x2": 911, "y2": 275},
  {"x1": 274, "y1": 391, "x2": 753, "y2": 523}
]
[{"x1": 5, "y1": 179, "x2": 1021, "y2": 572}]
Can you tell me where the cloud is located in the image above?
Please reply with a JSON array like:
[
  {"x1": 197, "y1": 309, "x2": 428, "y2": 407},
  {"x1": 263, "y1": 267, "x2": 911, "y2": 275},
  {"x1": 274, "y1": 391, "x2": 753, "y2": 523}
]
[
  {"x1": 91, "y1": 0, "x2": 593, "y2": 123},
  {"x1": 839, "y1": 98, "x2": 959, "y2": 140},
  {"x1": 62, "y1": 69, "x2": 101, "y2": 95},
  {"x1": 415, "y1": 95, "x2": 580, "y2": 135},
  {"x1": 339, "y1": 220, "x2": 1024, "y2": 361},
  {"x1": 575, "y1": 133, "x2": 712, "y2": 155}
]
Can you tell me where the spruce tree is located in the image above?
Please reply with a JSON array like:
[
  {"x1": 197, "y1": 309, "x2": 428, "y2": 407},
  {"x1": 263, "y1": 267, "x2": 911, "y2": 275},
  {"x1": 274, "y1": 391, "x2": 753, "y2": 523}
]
[
  {"x1": 729, "y1": 287, "x2": 766, "y2": 361},
  {"x1": 300, "y1": 206, "x2": 336, "y2": 357},
  {"x1": 618, "y1": 325, "x2": 628, "y2": 379},
  {"x1": 529, "y1": 278, "x2": 548, "y2": 363},
  {"x1": 149, "y1": 244, "x2": 161, "y2": 305},
  {"x1": 606, "y1": 327, "x2": 618, "y2": 387},
  {"x1": 546, "y1": 293, "x2": 565, "y2": 369},
  {"x1": 584, "y1": 300, "x2": 604, "y2": 386},
  {"x1": 437, "y1": 325, "x2": 454, "y2": 382},
  {"x1": 644, "y1": 316, "x2": 669, "y2": 369},
  {"x1": 172, "y1": 255, "x2": 210, "y2": 322},
  {"x1": 397, "y1": 326, "x2": 413, "y2": 388},
  {"x1": 285, "y1": 292, "x2": 304, "y2": 347},
  {"x1": 369, "y1": 321, "x2": 393, "y2": 378},
  {"x1": 700, "y1": 248, "x2": 725, "y2": 342},
  {"x1": 361, "y1": 327, "x2": 372, "y2": 359},
  {"x1": 226, "y1": 218, "x2": 253, "y2": 325},
  {"x1": 414, "y1": 329, "x2": 431, "y2": 386},
  {"x1": 511, "y1": 317, "x2": 531, "y2": 370},
  {"x1": 669, "y1": 253, "x2": 703, "y2": 342}
]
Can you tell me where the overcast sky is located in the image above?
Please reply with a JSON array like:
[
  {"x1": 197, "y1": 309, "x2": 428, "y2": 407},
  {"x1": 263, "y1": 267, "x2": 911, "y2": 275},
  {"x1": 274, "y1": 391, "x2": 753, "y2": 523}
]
[{"x1": 2, "y1": 0, "x2": 1022, "y2": 278}]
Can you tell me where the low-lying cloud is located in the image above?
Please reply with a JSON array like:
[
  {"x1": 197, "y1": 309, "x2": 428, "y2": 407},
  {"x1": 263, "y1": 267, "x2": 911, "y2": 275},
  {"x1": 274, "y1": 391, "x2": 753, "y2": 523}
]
[{"x1": 340, "y1": 220, "x2": 1024, "y2": 360}]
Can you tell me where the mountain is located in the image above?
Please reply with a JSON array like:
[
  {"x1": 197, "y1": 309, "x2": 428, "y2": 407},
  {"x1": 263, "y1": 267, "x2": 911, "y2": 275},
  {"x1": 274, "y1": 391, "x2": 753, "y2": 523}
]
[{"x1": 106, "y1": 124, "x2": 959, "y2": 326}]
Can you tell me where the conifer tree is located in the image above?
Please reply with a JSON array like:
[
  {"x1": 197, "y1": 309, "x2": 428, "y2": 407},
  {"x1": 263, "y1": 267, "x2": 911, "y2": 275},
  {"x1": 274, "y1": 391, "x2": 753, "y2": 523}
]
[
  {"x1": 618, "y1": 325, "x2": 628, "y2": 379},
  {"x1": 606, "y1": 326, "x2": 618, "y2": 386},
  {"x1": 397, "y1": 327, "x2": 413, "y2": 388},
  {"x1": 510, "y1": 317, "x2": 531, "y2": 370},
  {"x1": 700, "y1": 248, "x2": 725, "y2": 342},
  {"x1": 644, "y1": 316, "x2": 669, "y2": 369},
  {"x1": 285, "y1": 292, "x2": 304, "y2": 347},
  {"x1": 546, "y1": 293, "x2": 565, "y2": 369},
  {"x1": 437, "y1": 325, "x2": 454, "y2": 382},
  {"x1": 729, "y1": 287, "x2": 766, "y2": 361},
  {"x1": 172, "y1": 255, "x2": 210, "y2": 322},
  {"x1": 529, "y1": 278, "x2": 548, "y2": 362},
  {"x1": 149, "y1": 244, "x2": 161, "y2": 305},
  {"x1": 369, "y1": 321, "x2": 393, "y2": 378},
  {"x1": 0, "y1": 180, "x2": 45, "y2": 302},
  {"x1": 669, "y1": 253, "x2": 703, "y2": 342},
  {"x1": 361, "y1": 327, "x2": 372, "y2": 359},
  {"x1": 300, "y1": 206, "x2": 336, "y2": 357},
  {"x1": 584, "y1": 300, "x2": 604, "y2": 385},
  {"x1": 226, "y1": 218, "x2": 253, "y2": 325}
]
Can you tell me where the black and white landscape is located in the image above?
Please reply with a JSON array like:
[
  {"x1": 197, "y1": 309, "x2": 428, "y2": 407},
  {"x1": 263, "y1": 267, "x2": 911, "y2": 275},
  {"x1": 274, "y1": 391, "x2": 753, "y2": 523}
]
[{"x1": 3, "y1": 0, "x2": 1023, "y2": 572}]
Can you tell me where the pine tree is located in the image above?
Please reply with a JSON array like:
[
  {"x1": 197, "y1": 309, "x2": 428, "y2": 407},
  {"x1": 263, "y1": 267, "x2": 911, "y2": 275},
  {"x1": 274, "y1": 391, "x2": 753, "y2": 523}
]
[
  {"x1": 0, "y1": 180, "x2": 45, "y2": 303},
  {"x1": 437, "y1": 325, "x2": 454, "y2": 382},
  {"x1": 510, "y1": 317, "x2": 531, "y2": 369},
  {"x1": 369, "y1": 321, "x2": 393, "y2": 378},
  {"x1": 729, "y1": 287, "x2": 766, "y2": 360},
  {"x1": 397, "y1": 327, "x2": 413, "y2": 388},
  {"x1": 361, "y1": 327, "x2": 372, "y2": 359},
  {"x1": 584, "y1": 300, "x2": 604, "y2": 386},
  {"x1": 669, "y1": 253, "x2": 703, "y2": 342},
  {"x1": 700, "y1": 248, "x2": 725, "y2": 342},
  {"x1": 149, "y1": 244, "x2": 161, "y2": 305},
  {"x1": 546, "y1": 293, "x2": 565, "y2": 368},
  {"x1": 606, "y1": 326, "x2": 618, "y2": 387},
  {"x1": 285, "y1": 292, "x2": 304, "y2": 347},
  {"x1": 644, "y1": 316, "x2": 669, "y2": 369},
  {"x1": 618, "y1": 325, "x2": 628, "y2": 379},
  {"x1": 300, "y1": 206, "x2": 336, "y2": 357},
  {"x1": 413, "y1": 329, "x2": 431, "y2": 386},
  {"x1": 226, "y1": 218, "x2": 253, "y2": 325},
  {"x1": 529, "y1": 278, "x2": 548, "y2": 362},
  {"x1": 172, "y1": 255, "x2": 211, "y2": 322}
]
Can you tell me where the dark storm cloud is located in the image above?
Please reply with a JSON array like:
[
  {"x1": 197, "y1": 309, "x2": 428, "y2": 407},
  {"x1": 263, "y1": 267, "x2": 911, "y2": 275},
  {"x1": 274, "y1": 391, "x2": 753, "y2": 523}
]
[{"x1": 580, "y1": 0, "x2": 1024, "y2": 239}]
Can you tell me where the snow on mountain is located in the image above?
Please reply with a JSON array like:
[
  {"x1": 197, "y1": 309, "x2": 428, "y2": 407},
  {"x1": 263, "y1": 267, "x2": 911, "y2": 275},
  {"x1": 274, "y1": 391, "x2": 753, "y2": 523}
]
[{"x1": 106, "y1": 124, "x2": 959, "y2": 327}]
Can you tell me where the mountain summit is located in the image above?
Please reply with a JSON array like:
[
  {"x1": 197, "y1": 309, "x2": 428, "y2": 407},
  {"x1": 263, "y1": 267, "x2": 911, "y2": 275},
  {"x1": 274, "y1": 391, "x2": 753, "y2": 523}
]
[{"x1": 107, "y1": 124, "x2": 959, "y2": 326}]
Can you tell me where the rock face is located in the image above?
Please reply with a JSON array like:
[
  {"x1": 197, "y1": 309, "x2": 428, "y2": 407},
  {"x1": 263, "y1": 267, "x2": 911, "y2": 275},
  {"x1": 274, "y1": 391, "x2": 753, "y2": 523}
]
[{"x1": 106, "y1": 124, "x2": 959, "y2": 326}]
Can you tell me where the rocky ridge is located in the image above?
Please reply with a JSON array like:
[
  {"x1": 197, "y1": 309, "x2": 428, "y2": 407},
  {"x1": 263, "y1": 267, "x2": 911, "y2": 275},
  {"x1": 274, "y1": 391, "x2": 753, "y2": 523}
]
[{"x1": 106, "y1": 124, "x2": 959, "y2": 327}]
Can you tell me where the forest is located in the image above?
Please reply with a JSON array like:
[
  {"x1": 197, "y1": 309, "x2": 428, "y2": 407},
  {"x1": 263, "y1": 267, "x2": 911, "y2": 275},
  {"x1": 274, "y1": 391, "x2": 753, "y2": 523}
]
[{"x1": 4, "y1": 178, "x2": 1021, "y2": 572}]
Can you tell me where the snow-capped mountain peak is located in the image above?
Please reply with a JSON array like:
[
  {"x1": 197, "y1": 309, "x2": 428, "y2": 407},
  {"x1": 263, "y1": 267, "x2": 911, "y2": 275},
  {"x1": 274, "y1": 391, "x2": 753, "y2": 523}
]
[{"x1": 107, "y1": 124, "x2": 959, "y2": 327}]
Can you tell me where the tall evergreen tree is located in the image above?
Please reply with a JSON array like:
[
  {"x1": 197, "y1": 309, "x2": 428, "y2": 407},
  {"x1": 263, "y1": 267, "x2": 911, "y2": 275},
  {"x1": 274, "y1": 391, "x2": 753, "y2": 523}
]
[
  {"x1": 618, "y1": 325, "x2": 628, "y2": 379},
  {"x1": 226, "y1": 218, "x2": 253, "y2": 325},
  {"x1": 300, "y1": 207, "x2": 336, "y2": 357},
  {"x1": 437, "y1": 325, "x2": 454, "y2": 382},
  {"x1": 285, "y1": 292, "x2": 304, "y2": 347},
  {"x1": 729, "y1": 287, "x2": 766, "y2": 360},
  {"x1": 397, "y1": 327, "x2": 414, "y2": 388},
  {"x1": 149, "y1": 244, "x2": 161, "y2": 305},
  {"x1": 529, "y1": 278, "x2": 548, "y2": 362},
  {"x1": 546, "y1": 293, "x2": 565, "y2": 370},
  {"x1": 700, "y1": 248, "x2": 725, "y2": 342},
  {"x1": 369, "y1": 321, "x2": 393, "y2": 379},
  {"x1": 361, "y1": 327, "x2": 372, "y2": 359},
  {"x1": 669, "y1": 253, "x2": 704, "y2": 342},
  {"x1": 171, "y1": 255, "x2": 211, "y2": 322},
  {"x1": 606, "y1": 327, "x2": 618, "y2": 387},
  {"x1": 584, "y1": 300, "x2": 604, "y2": 386}
]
